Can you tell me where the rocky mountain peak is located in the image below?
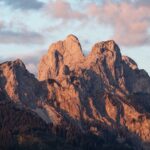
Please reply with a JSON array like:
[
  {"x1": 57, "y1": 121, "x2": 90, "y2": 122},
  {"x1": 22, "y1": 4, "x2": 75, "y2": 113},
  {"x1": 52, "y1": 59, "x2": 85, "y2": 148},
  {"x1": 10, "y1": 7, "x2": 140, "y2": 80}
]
[
  {"x1": 38, "y1": 35, "x2": 84, "y2": 81},
  {"x1": 0, "y1": 60, "x2": 40, "y2": 104},
  {"x1": 66, "y1": 34, "x2": 79, "y2": 42},
  {"x1": 13, "y1": 59, "x2": 26, "y2": 68},
  {"x1": 88, "y1": 40, "x2": 121, "y2": 59},
  {"x1": 0, "y1": 59, "x2": 25, "y2": 71},
  {"x1": 122, "y1": 55, "x2": 138, "y2": 70},
  {"x1": 1, "y1": 35, "x2": 150, "y2": 150}
]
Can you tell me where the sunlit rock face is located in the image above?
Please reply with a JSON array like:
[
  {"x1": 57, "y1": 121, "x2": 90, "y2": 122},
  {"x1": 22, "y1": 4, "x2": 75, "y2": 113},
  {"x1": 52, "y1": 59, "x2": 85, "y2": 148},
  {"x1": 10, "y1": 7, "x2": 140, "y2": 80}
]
[
  {"x1": 37, "y1": 35, "x2": 150, "y2": 147},
  {"x1": 0, "y1": 59, "x2": 41, "y2": 106},
  {"x1": 1, "y1": 35, "x2": 150, "y2": 149},
  {"x1": 38, "y1": 34, "x2": 84, "y2": 80}
]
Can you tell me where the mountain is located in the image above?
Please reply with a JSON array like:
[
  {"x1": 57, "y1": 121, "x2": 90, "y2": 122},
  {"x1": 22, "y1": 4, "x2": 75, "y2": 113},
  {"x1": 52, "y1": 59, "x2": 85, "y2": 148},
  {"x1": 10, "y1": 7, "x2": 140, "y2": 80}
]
[{"x1": 0, "y1": 34, "x2": 150, "y2": 150}]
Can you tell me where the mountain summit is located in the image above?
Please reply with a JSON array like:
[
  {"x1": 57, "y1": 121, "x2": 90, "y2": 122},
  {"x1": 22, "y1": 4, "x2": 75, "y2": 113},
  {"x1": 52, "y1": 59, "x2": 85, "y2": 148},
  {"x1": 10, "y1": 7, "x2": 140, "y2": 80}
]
[{"x1": 0, "y1": 35, "x2": 150, "y2": 150}]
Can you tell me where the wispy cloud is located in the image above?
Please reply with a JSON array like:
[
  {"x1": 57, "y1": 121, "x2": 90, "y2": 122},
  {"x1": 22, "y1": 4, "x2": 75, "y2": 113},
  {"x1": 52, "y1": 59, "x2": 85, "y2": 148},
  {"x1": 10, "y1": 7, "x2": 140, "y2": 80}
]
[
  {"x1": 127, "y1": 0, "x2": 150, "y2": 6},
  {"x1": 1, "y1": 0, "x2": 149, "y2": 47},
  {"x1": 0, "y1": 0, "x2": 44, "y2": 10},
  {"x1": 0, "y1": 30, "x2": 44, "y2": 44},
  {"x1": 43, "y1": 0, "x2": 150, "y2": 47},
  {"x1": 87, "y1": 1, "x2": 150, "y2": 46},
  {"x1": 0, "y1": 21, "x2": 5, "y2": 29},
  {"x1": 45, "y1": 0, "x2": 86, "y2": 21}
]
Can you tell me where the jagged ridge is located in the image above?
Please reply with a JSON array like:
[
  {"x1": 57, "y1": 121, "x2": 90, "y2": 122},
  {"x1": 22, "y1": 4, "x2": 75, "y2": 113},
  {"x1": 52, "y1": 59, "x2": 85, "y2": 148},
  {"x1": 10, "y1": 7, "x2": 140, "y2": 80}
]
[{"x1": 0, "y1": 35, "x2": 150, "y2": 150}]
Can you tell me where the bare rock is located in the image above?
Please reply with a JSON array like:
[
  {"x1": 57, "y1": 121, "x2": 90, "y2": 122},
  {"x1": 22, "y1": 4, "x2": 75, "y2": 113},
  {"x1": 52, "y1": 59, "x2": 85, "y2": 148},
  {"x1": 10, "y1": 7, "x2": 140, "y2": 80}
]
[
  {"x1": 0, "y1": 59, "x2": 41, "y2": 106},
  {"x1": 122, "y1": 55, "x2": 138, "y2": 70},
  {"x1": 37, "y1": 35, "x2": 150, "y2": 147},
  {"x1": 1, "y1": 35, "x2": 150, "y2": 149},
  {"x1": 122, "y1": 57, "x2": 150, "y2": 94},
  {"x1": 38, "y1": 34, "x2": 84, "y2": 81}
]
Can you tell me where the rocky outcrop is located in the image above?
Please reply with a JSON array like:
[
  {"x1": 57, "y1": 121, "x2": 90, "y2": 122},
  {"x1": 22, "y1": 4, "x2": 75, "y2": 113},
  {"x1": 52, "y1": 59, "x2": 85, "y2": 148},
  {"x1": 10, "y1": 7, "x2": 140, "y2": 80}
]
[
  {"x1": 37, "y1": 35, "x2": 150, "y2": 149},
  {"x1": 38, "y1": 34, "x2": 84, "y2": 81},
  {"x1": 0, "y1": 59, "x2": 42, "y2": 106},
  {"x1": 1, "y1": 34, "x2": 150, "y2": 149},
  {"x1": 122, "y1": 56, "x2": 150, "y2": 94}
]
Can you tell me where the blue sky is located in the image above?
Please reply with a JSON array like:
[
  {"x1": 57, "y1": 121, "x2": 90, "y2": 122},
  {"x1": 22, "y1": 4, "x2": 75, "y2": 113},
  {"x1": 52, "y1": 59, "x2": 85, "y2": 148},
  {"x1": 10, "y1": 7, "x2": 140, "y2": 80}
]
[{"x1": 0, "y1": 0, "x2": 150, "y2": 75}]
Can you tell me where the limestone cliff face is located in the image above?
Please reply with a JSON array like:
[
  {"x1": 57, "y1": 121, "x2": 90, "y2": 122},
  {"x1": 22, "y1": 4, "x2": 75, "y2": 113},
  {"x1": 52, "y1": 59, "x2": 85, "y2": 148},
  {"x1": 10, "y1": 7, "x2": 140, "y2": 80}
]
[
  {"x1": 0, "y1": 59, "x2": 41, "y2": 106},
  {"x1": 38, "y1": 34, "x2": 84, "y2": 81},
  {"x1": 1, "y1": 35, "x2": 150, "y2": 149},
  {"x1": 122, "y1": 58, "x2": 150, "y2": 94},
  {"x1": 37, "y1": 35, "x2": 150, "y2": 147}
]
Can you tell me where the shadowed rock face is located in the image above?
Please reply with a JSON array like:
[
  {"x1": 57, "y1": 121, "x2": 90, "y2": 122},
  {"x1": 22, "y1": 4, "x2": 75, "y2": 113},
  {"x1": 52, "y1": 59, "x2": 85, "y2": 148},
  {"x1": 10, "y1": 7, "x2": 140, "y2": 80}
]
[
  {"x1": 0, "y1": 59, "x2": 43, "y2": 106},
  {"x1": 1, "y1": 35, "x2": 150, "y2": 149}
]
